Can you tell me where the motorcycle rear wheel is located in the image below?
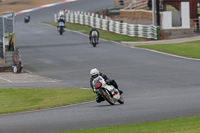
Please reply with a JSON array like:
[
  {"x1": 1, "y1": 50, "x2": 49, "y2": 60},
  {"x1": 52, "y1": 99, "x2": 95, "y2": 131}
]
[
  {"x1": 92, "y1": 38, "x2": 96, "y2": 47},
  {"x1": 99, "y1": 88, "x2": 115, "y2": 105}
]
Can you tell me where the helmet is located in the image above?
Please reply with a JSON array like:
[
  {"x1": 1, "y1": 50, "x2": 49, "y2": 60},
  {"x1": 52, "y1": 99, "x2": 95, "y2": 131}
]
[{"x1": 90, "y1": 68, "x2": 99, "y2": 78}]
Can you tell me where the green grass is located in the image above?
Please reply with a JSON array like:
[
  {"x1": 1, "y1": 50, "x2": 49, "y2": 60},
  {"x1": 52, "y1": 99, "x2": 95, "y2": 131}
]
[
  {"x1": 46, "y1": 22, "x2": 144, "y2": 42},
  {"x1": 60, "y1": 116, "x2": 200, "y2": 133},
  {"x1": 166, "y1": 5, "x2": 178, "y2": 12},
  {"x1": 0, "y1": 88, "x2": 95, "y2": 114},
  {"x1": 136, "y1": 40, "x2": 200, "y2": 59},
  {"x1": 198, "y1": 7, "x2": 200, "y2": 14}
]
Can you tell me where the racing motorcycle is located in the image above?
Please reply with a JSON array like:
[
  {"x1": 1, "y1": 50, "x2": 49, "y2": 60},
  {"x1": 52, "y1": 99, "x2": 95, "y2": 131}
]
[
  {"x1": 92, "y1": 76, "x2": 124, "y2": 105},
  {"x1": 24, "y1": 15, "x2": 30, "y2": 23},
  {"x1": 57, "y1": 20, "x2": 65, "y2": 35},
  {"x1": 91, "y1": 34, "x2": 98, "y2": 47}
]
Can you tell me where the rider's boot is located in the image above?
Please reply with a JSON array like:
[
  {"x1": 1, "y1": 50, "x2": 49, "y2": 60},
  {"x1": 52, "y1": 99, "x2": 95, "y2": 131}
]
[{"x1": 96, "y1": 93, "x2": 105, "y2": 103}]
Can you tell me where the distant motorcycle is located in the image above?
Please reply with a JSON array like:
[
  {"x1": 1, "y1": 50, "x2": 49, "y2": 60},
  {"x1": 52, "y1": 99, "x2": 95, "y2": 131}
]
[
  {"x1": 24, "y1": 15, "x2": 30, "y2": 23},
  {"x1": 92, "y1": 76, "x2": 124, "y2": 105},
  {"x1": 57, "y1": 20, "x2": 65, "y2": 35}
]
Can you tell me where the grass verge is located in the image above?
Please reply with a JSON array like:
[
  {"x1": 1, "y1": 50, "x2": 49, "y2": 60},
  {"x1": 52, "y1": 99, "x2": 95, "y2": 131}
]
[
  {"x1": 136, "y1": 40, "x2": 200, "y2": 59},
  {"x1": 46, "y1": 22, "x2": 145, "y2": 42},
  {"x1": 0, "y1": 88, "x2": 95, "y2": 114},
  {"x1": 59, "y1": 116, "x2": 200, "y2": 133}
]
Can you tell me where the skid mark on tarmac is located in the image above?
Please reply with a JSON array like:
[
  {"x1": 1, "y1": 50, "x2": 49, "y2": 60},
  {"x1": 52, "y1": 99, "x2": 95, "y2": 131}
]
[{"x1": 0, "y1": 72, "x2": 58, "y2": 83}]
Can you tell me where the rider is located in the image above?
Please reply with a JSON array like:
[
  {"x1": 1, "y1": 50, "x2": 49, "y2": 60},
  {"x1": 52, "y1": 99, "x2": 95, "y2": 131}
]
[
  {"x1": 24, "y1": 14, "x2": 30, "y2": 23},
  {"x1": 57, "y1": 10, "x2": 66, "y2": 30},
  {"x1": 89, "y1": 27, "x2": 99, "y2": 44},
  {"x1": 57, "y1": 16, "x2": 66, "y2": 31},
  {"x1": 90, "y1": 68, "x2": 123, "y2": 103}
]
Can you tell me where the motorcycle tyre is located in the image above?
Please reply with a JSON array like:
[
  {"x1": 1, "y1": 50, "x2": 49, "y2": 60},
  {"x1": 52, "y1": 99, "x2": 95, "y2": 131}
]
[
  {"x1": 59, "y1": 30, "x2": 63, "y2": 35},
  {"x1": 118, "y1": 96, "x2": 124, "y2": 104},
  {"x1": 99, "y1": 88, "x2": 115, "y2": 105},
  {"x1": 92, "y1": 37, "x2": 97, "y2": 47},
  {"x1": 59, "y1": 27, "x2": 63, "y2": 35}
]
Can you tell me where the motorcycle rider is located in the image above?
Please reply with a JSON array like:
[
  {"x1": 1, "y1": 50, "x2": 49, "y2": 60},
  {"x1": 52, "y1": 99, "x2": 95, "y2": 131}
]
[
  {"x1": 57, "y1": 17, "x2": 66, "y2": 32},
  {"x1": 89, "y1": 27, "x2": 99, "y2": 44},
  {"x1": 57, "y1": 10, "x2": 66, "y2": 30},
  {"x1": 58, "y1": 10, "x2": 66, "y2": 23},
  {"x1": 90, "y1": 68, "x2": 123, "y2": 103},
  {"x1": 24, "y1": 14, "x2": 30, "y2": 23}
]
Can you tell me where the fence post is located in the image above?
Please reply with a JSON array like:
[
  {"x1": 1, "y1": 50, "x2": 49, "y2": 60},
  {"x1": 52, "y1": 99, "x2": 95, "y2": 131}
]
[
  {"x1": 73, "y1": 11, "x2": 75, "y2": 23},
  {"x1": 54, "y1": 14, "x2": 57, "y2": 22},
  {"x1": 78, "y1": 13, "x2": 80, "y2": 24},
  {"x1": 142, "y1": 25, "x2": 148, "y2": 38},
  {"x1": 126, "y1": 24, "x2": 131, "y2": 36},
  {"x1": 88, "y1": 13, "x2": 91, "y2": 26},
  {"x1": 107, "y1": 17, "x2": 110, "y2": 31},
  {"x1": 134, "y1": 24, "x2": 139, "y2": 37},
  {"x1": 100, "y1": 18, "x2": 103, "y2": 29}
]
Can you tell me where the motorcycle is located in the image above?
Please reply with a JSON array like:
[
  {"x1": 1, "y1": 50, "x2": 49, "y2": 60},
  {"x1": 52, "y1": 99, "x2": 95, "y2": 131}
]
[
  {"x1": 57, "y1": 20, "x2": 65, "y2": 35},
  {"x1": 91, "y1": 34, "x2": 98, "y2": 47},
  {"x1": 92, "y1": 76, "x2": 124, "y2": 105},
  {"x1": 24, "y1": 16, "x2": 30, "y2": 23},
  {"x1": 57, "y1": 26, "x2": 64, "y2": 35}
]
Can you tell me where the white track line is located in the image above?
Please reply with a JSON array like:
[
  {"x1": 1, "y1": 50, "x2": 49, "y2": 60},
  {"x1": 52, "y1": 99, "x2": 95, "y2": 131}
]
[
  {"x1": 0, "y1": 77, "x2": 12, "y2": 83},
  {"x1": 120, "y1": 43, "x2": 200, "y2": 61}
]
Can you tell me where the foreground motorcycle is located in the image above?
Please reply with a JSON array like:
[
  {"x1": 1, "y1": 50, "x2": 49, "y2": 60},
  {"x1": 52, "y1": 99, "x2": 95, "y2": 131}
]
[
  {"x1": 92, "y1": 76, "x2": 124, "y2": 105},
  {"x1": 91, "y1": 34, "x2": 98, "y2": 47}
]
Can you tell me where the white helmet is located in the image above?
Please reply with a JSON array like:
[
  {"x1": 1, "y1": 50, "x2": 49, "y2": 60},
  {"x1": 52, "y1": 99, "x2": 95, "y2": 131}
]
[{"x1": 90, "y1": 68, "x2": 100, "y2": 77}]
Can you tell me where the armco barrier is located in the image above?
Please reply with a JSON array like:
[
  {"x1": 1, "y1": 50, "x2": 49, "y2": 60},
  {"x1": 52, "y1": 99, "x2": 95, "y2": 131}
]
[{"x1": 55, "y1": 10, "x2": 159, "y2": 40}]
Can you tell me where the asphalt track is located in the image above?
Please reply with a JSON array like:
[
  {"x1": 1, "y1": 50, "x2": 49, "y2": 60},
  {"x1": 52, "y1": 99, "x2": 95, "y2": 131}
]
[{"x1": 1, "y1": 0, "x2": 200, "y2": 133}]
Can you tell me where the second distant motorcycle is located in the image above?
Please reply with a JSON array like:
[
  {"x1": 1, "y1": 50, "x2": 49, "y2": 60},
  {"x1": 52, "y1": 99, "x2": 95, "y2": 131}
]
[
  {"x1": 57, "y1": 19, "x2": 65, "y2": 35},
  {"x1": 89, "y1": 28, "x2": 99, "y2": 47}
]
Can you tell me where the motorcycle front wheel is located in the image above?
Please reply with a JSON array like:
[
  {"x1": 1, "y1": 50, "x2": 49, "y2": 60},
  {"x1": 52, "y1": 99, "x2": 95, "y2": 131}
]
[
  {"x1": 58, "y1": 27, "x2": 63, "y2": 35},
  {"x1": 59, "y1": 30, "x2": 63, "y2": 35},
  {"x1": 118, "y1": 96, "x2": 124, "y2": 104},
  {"x1": 92, "y1": 38, "x2": 96, "y2": 47},
  {"x1": 99, "y1": 88, "x2": 115, "y2": 105}
]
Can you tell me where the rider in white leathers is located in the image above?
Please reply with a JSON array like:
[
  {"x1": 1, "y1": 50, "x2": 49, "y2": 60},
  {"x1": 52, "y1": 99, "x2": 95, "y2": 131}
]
[{"x1": 90, "y1": 68, "x2": 123, "y2": 103}]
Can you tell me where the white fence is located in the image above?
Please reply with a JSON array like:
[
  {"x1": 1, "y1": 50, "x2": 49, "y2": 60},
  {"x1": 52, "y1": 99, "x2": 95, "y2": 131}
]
[{"x1": 55, "y1": 10, "x2": 159, "y2": 40}]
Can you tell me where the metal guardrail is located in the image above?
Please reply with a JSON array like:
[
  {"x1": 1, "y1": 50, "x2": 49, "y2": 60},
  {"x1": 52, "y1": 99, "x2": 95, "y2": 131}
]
[{"x1": 55, "y1": 10, "x2": 159, "y2": 40}]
